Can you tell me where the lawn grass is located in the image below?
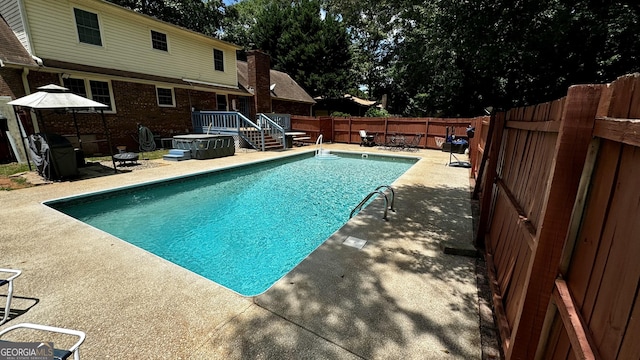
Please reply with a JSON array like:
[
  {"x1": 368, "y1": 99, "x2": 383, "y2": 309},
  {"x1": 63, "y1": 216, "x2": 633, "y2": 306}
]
[
  {"x1": 0, "y1": 162, "x2": 32, "y2": 177},
  {"x1": 0, "y1": 149, "x2": 169, "y2": 190}
]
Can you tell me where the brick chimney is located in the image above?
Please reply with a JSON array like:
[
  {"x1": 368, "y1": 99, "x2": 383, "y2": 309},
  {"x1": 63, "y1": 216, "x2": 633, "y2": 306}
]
[{"x1": 247, "y1": 50, "x2": 272, "y2": 116}]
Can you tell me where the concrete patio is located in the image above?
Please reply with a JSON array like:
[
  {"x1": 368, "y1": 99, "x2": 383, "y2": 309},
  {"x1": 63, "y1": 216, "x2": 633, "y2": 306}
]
[{"x1": 0, "y1": 144, "x2": 490, "y2": 359}]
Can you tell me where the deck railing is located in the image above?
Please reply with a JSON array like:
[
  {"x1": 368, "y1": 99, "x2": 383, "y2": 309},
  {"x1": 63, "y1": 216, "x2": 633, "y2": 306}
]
[
  {"x1": 261, "y1": 113, "x2": 291, "y2": 130},
  {"x1": 258, "y1": 113, "x2": 286, "y2": 149},
  {"x1": 192, "y1": 111, "x2": 265, "y2": 150},
  {"x1": 191, "y1": 111, "x2": 240, "y2": 134}
]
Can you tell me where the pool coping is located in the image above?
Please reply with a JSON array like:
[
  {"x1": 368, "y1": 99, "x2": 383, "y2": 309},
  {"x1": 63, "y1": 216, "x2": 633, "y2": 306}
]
[{"x1": 1, "y1": 144, "x2": 486, "y2": 359}]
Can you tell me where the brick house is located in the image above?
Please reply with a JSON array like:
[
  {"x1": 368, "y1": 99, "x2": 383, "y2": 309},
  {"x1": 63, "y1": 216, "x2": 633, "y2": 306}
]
[{"x1": 0, "y1": 0, "x2": 314, "y2": 159}]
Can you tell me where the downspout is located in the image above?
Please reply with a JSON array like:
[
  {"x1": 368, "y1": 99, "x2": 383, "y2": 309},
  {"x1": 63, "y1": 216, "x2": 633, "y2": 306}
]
[
  {"x1": 21, "y1": 67, "x2": 39, "y2": 133},
  {"x1": 31, "y1": 55, "x2": 43, "y2": 66}
]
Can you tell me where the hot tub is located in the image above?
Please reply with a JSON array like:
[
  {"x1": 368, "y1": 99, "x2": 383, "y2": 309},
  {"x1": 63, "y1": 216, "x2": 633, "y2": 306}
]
[{"x1": 172, "y1": 134, "x2": 235, "y2": 160}]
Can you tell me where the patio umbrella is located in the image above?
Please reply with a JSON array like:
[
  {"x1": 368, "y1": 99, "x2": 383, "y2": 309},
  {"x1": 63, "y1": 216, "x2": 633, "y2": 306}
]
[{"x1": 7, "y1": 84, "x2": 117, "y2": 173}]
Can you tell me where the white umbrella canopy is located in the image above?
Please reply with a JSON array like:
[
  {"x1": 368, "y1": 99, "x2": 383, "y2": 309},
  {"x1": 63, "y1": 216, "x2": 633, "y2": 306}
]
[
  {"x1": 7, "y1": 84, "x2": 117, "y2": 174},
  {"x1": 7, "y1": 84, "x2": 108, "y2": 109}
]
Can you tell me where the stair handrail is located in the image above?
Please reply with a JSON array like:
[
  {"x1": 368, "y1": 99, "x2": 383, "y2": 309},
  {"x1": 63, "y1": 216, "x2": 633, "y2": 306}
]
[
  {"x1": 236, "y1": 112, "x2": 264, "y2": 151},
  {"x1": 350, "y1": 190, "x2": 390, "y2": 221},
  {"x1": 373, "y1": 185, "x2": 395, "y2": 212},
  {"x1": 258, "y1": 113, "x2": 286, "y2": 149},
  {"x1": 315, "y1": 134, "x2": 323, "y2": 156}
]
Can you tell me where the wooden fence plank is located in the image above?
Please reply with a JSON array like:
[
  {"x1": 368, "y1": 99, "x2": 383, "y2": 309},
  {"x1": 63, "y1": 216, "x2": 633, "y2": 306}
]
[
  {"x1": 476, "y1": 112, "x2": 506, "y2": 248},
  {"x1": 543, "y1": 317, "x2": 571, "y2": 360},
  {"x1": 566, "y1": 140, "x2": 622, "y2": 308},
  {"x1": 616, "y1": 287, "x2": 640, "y2": 359},
  {"x1": 507, "y1": 85, "x2": 603, "y2": 360},
  {"x1": 593, "y1": 117, "x2": 640, "y2": 147},
  {"x1": 486, "y1": 252, "x2": 513, "y2": 354},
  {"x1": 587, "y1": 145, "x2": 640, "y2": 358},
  {"x1": 505, "y1": 120, "x2": 561, "y2": 132},
  {"x1": 608, "y1": 74, "x2": 637, "y2": 118},
  {"x1": 553, "y1": 279, "x2": 600, "y2": 360}
]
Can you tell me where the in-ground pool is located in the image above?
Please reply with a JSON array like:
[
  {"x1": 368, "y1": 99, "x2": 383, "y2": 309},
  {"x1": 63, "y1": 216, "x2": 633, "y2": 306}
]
[{"x1": 47, "y1": 151, "x2": 418, "y2": 296}]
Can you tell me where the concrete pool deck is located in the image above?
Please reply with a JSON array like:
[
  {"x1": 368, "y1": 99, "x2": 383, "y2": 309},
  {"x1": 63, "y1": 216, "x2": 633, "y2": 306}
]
[{"x1": 1, "y1": 144, "x2": 488, "y2": 359}]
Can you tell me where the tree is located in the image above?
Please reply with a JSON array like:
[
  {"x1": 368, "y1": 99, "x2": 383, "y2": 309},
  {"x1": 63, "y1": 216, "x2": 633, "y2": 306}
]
[
  {"x1": 322, "y1": 0, "x2": 398, "y2": 101},
  {"x1": 107, "y1": 0, "x2": 226, "y2": 37},
  {"x1": 225, "y1": 0, "x2": 353, "y2": 97},
  {"x1": 387, "y1": 0, "x2": 640, "y2": 116}
]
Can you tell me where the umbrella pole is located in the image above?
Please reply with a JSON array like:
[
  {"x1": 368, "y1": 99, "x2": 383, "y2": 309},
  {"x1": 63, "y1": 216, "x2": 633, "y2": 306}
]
[
  {"x1": 12, "y1": 106, "x2": 31, "y2": 171},
  {"x1": 100, "y1": 109, "x2": 117, "y2": 173},
  {"x1": 37, "y1": 110, "x2": 52, "y2": 180},
  {"x1": 72, "y1": 109, "x2": 83, "y2": 150}
]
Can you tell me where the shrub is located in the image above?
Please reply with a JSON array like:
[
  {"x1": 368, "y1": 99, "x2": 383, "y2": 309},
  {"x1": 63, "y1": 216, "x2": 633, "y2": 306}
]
[{"x1": 365, "y1": 107, "x2": 390, "y2": 117}]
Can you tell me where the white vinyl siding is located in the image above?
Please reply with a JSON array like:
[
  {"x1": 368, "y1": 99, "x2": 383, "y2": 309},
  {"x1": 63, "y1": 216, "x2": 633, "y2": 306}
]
[
  {"x1": 0, "y1": 0, "x2": 32, "y2": 53},
  {"x1": 23, "y1": 0, "x2": 238, "y2": 87}
]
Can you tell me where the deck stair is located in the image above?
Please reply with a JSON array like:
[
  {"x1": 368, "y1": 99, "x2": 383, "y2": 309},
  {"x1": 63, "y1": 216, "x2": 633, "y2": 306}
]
[
  {"x1": 243, "y1": 129, "x2": 284, "y2": 151},
  {"x1": 192, "y1": 111, "x2": 287, "y2": 151},
  {"x1": 162, "y1": 149, "x2": 191, "y2": 161}
]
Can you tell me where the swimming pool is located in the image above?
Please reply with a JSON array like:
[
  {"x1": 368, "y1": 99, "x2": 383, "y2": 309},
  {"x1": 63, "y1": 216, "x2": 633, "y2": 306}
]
[{"x1": 47, "y1": 151, "x2": 417, "y2": 296}]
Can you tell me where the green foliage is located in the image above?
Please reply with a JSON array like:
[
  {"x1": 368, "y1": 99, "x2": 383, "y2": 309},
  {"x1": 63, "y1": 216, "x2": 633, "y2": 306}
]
[
  {"x1": 330, "y1": 111, "x2": 350, "y2": 117},
  {"x1": 111, "y1": 0, "x2": 640, "y2": 117},
  {"x1": 321, "y1": 0, "x2": 640, "y2": 117},
  {"x1": 224, "y1": 0, "x2": 354, "y2": 97},
  {"x1": 364, "y1": 107, "x2": 389, "y2": 118},
  {"x1": 107, "y1": 0, "x2": 226, "y2": 36}
]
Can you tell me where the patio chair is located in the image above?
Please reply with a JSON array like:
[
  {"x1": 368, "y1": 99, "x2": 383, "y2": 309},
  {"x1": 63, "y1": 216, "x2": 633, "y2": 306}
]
[
  {"x1": 0, "y1": 268, "x2": 21, "y2": 325},
  {"x1": 406, "y1": 134, "x2": 422, "y2": 151},
  {"x1": 0, "y1": 323, "x2": 86, "y2": 360},
  {"x1": 359, "y1": 130, "x2": 375, "y2": 147}
]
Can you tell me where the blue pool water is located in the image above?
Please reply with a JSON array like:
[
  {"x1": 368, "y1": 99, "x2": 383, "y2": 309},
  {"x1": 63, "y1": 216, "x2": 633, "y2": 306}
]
[{"x1": 48, "y1": 152, "x2": 417, "y2": 296}]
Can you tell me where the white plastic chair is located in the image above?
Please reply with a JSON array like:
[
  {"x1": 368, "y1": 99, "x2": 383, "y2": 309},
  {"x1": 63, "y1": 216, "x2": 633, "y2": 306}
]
[
  {"x1": 0, "y1": 268, "x2": 21, "y2": 325},
  {"x1": 0, "y1": 323, "x2": 86, "y2": 360}
]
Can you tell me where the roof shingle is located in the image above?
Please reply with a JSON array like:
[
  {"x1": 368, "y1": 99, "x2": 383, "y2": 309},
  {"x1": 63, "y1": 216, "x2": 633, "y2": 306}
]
[
  {"x1": 0, "y1": 15, "x2": 36, "y2": 67},
  {"x1": 237, "y1": 61, "x2": 315, "y2": 104}
]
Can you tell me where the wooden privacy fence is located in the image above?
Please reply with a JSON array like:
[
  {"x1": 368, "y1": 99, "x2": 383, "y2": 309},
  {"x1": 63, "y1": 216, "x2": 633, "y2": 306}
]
[
  {"x1": 475, "y1": 73, "x2": 640, "y2": 359},
  {"x1": 290, "y1": 115, "x2": 486, "y2": 168}
]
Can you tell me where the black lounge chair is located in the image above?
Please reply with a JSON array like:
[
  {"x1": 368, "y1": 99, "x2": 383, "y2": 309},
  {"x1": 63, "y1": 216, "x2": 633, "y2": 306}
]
[
  {"x1": 359, "y1": 130, "x2": 375, "y2": 147},
  {"x1": 0, "y1": 323, "x2": 85, "y2": 360}
]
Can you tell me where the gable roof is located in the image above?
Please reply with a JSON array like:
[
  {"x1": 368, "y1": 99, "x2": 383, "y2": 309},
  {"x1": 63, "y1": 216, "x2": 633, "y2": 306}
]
[
  {"x1": 237, "y1": 61, "x2": 315, "y2": 104},
  {"x1": 0, "y1": 15, "x2": 37, "y2": 67}
]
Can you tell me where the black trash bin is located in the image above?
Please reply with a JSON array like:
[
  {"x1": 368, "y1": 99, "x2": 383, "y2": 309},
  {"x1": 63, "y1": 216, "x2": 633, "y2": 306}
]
[{"x1": 75, "y1": 148, "x2": 85, "y2": 168}]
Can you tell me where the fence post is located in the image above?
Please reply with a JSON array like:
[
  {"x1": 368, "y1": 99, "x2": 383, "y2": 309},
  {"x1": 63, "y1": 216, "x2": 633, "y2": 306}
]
[
  {"x1": 424, "y1": 119, "x2": 429, "y2": 148},
  {"x1": 475, "y1": 112, "x2": 504, "y2": 249},
  {"x1": 506, "y1": 84, "x2": 603, "y2": 360}
]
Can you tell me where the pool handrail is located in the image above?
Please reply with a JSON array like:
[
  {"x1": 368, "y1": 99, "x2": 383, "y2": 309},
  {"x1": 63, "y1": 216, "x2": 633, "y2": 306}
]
[{"x1": 350, "y1": 185, "x2": 395, "y2": 221}]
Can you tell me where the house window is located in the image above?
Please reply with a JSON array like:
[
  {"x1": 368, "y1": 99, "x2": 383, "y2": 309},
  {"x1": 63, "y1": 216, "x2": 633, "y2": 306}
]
[
  {"x1": 151, "y1": 30, "x2": 168, "y2": 51},
  {"x1": 63, "y1": 77, "x2": 114, "y2": 111},
  {"x1": 238, "y1": 97, "x2": 250, "y2": 117},
  {"x1": 213, "y1": 49, "x2": 224, "y2": 71},
  {"x1": 216, "y1": 94, "x2": 227, "y2": 110},
  {"x1": 156, "y1": 87, "x2": 175, "y2": 107},
  {"x1": 74, "y1": 8, "x2": 102, "y2": 46},
  {"x1": 64, "y1": 78, "x2": 88, "y2": 97},
  {"x1": 90, "y1": 80, "x2": 112, "y2": 110}
]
